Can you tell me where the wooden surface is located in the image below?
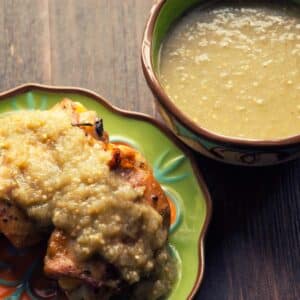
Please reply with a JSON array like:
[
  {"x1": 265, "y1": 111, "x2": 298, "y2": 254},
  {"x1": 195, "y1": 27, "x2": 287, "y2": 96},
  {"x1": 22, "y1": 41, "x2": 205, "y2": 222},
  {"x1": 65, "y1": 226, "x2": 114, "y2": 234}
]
[{"x1": 0, "y1": 1, "x2": 299, "y2": 299}]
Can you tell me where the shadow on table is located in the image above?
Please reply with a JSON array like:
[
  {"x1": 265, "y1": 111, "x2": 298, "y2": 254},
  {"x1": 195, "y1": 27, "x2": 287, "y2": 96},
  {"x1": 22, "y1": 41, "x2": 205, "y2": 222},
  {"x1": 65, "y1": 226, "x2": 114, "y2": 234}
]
[{"x1": 194, "y1": 155, "x2": 300, "y2": 300}]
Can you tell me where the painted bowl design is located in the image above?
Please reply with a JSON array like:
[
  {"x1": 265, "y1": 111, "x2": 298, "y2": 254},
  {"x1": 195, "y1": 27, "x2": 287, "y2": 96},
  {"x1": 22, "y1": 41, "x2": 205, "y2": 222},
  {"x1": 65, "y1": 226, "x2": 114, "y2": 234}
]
[
  {"x1": 0, "y1": 84, "x2": 211, "y2": 300},
  {"x1": 141, "y1": 0, "x2": 300, "y2": 166}
]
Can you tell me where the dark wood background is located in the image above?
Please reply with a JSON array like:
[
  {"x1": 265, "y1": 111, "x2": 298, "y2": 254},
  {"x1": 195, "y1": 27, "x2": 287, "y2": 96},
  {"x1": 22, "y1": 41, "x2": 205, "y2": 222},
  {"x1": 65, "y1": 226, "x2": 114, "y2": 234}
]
[{"x1": 0, "y1": 1, "x2": 299, "y2": 299}]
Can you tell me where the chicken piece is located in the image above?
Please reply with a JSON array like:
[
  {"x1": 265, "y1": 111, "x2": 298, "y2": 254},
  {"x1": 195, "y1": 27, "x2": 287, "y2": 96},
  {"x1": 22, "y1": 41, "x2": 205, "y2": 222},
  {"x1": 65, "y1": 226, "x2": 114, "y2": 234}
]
[
  {"x1": 0, "y1": 99, "x2": 108, "y2": 248},
  {"x1": 44, "y1": 143, "x2": 170, "y2": 299},
  {"x1": 45, "y1": 230, "x2": 123, "y2": 291},
  {"x1": 0, "y1": 99, "x2": 171, "y2": 299},
  {"x1": 52, "y1": 99, "x2": 170, "y2": 226},
  {"x1": 0, "y1": 200, "x2": 45, "y2": 248},
  {"x1": 109, "y1": 144, "x2": 170, "y2": 228}
]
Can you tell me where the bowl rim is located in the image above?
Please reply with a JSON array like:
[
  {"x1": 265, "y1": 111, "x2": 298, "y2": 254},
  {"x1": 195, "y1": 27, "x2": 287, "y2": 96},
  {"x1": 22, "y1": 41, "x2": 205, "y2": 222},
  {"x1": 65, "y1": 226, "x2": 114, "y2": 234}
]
[
  {"x1": 141, "y1": 0, "x2": 300, "y2": 149},
  {"x1": 0, "y1": 82, "x2": 212, "y2": 300}
]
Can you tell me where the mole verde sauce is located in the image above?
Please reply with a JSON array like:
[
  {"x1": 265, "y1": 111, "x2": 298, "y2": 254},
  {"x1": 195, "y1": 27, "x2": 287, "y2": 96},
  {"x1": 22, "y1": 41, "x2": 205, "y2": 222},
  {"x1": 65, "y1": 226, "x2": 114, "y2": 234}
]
[
  {"x1": 159, "y1": 2, "x2": 300, "y2": 140},
  {"x1": 0, "y1": 110, "x2": 176, "y2": 299}
]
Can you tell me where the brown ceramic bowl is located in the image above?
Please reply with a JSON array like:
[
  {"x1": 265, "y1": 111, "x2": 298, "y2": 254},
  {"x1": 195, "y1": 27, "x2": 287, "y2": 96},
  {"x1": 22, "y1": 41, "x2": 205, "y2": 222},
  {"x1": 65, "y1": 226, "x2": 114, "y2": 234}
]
[{"x1": 141, "y1": 0, "x2": 300, "y2": 166}]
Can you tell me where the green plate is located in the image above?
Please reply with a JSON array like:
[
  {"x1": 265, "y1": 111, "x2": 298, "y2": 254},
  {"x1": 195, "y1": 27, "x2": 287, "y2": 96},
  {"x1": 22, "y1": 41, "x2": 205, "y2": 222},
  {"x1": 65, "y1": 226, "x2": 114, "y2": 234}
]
[{"x1": 0, "y1": 84, "x2": 212, "y2": 300}]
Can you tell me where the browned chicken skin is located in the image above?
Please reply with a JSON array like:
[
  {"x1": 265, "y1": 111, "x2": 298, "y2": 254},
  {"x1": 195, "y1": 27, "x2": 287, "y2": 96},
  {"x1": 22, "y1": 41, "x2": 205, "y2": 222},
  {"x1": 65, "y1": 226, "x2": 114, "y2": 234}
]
[
  {"x1": 45, "y1": 230, "x2": 122, "y2": 290},
  {"x1": 0, "y1": 200, "x2": 45, "y2": 248},
  {"x1": 0, "y1": 99, "x2": 171, "y2": 299}
]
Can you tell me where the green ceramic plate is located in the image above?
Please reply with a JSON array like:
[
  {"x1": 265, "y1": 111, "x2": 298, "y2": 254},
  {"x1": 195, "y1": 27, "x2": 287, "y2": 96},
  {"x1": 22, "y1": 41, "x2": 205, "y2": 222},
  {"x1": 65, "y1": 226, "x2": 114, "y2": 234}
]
[{"x1": 0, "y1": 84, "x2": 211, "y2": 300}]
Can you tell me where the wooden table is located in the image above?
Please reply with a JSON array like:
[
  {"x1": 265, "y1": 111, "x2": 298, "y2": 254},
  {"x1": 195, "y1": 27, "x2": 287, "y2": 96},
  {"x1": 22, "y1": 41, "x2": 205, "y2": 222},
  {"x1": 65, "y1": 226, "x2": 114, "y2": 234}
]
[{"x1": 0, "y1": 1, "x2": 299, "y2": 299}]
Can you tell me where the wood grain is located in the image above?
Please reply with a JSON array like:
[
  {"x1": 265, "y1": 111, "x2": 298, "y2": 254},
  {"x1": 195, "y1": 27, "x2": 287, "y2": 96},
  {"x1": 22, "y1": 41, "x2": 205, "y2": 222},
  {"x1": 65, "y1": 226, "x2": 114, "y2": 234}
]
[
  {"x1": 0, "y1": 0, "x2": 51, "y2": 88},
  {"x1": 48, "y1": 0, "x2": 155, "y2": 114},
  {"x1": 0, "y1": 1, "x2": 299, "y2": 299},
  {"x1": 196, "y1": 157, "x2": 300, "y2": 300}
]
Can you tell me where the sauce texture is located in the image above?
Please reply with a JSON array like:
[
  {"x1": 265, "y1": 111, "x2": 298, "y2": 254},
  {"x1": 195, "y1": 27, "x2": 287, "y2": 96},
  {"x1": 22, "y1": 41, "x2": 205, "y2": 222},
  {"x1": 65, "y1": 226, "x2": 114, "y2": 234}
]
[
  {"x1": 160, "y1": 3, "x2": 300, "y2": 139},
  {"x1": 0, "y1": 110, "x2": 176, "y2": 299}
]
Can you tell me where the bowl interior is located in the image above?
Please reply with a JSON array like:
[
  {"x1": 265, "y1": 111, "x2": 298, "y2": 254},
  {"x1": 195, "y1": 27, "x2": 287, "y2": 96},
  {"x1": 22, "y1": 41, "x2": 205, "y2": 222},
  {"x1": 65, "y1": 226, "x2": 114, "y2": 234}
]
[
  {"x1": 148, "y1": 0, "x2": 300, "y2": 152},
  {"x1": 152, "y1": 0, "x2": 200, "y2": 73},
  {"x1": 152, "y1": 0, "x2": 300, "y2": 72}
]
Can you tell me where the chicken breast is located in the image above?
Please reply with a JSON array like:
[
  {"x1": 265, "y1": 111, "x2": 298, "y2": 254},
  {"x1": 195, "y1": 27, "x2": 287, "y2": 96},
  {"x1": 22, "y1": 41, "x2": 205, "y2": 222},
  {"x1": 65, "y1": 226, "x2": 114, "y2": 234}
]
[
  {"x1": 0, "y1": 99, "x2": 107, "y2": 248},
  {"x1": 44, "y1": 141, "x2": 170, "y2": 298},
  {"x1": 0, "y1": 99, "x2": 173, "y2": 300}
]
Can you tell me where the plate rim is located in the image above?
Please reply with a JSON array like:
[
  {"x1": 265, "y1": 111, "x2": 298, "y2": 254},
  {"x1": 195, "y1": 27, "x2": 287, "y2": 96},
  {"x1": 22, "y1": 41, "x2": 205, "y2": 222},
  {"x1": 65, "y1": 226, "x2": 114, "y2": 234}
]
[{"x1": 0, "y1": 83, "x2": 212, "y2": 300}]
